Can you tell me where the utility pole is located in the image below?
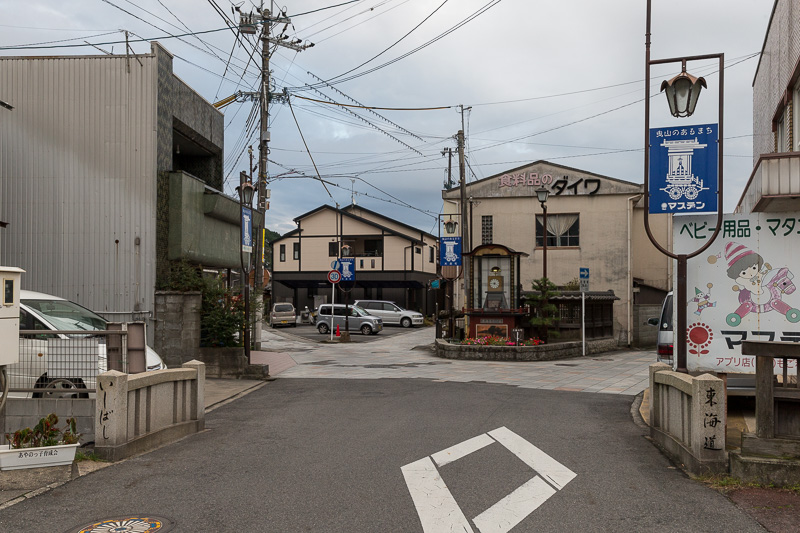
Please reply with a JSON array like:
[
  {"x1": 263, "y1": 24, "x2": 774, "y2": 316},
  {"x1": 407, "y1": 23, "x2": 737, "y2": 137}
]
[
  {"x1": 457, "y1": 130, "x2": 467, "y2": 316},
  {"x1": 236, "y1": 4, "x2": 312, "y2": 349},
  {"x1": 441, "y1": 148, "x2": 454, "y2": 189}
]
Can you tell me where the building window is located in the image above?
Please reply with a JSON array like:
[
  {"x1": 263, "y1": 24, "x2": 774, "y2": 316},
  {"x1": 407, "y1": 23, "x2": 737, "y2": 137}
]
[
  {"x1": 777, "y1": 113, "x2": 787, "y2": 153},
  {"x1": 279, "y1": 244, "x2": 286, "y2": 262},
  {"x1": 536, "y1": 214, "x2": 579, "y2": 247},
  {"x1": 293, "y1": 242, "x2": 300, "y2": 260},
  {"x1": 364, "y1": 239, "x2": 382, "y2": 256},
  {"x1": 328, "y1": 242, "x2": 338, "y2": 257},
  {"x1": 429, "y1": 246, "x2": 434, "y2": 263},
  {"x1": 415, "y1": 247, "x2": 421, "y2": 254},
  {"x1": 482, "y1": 215, "x2": 492, "y2": 244}
]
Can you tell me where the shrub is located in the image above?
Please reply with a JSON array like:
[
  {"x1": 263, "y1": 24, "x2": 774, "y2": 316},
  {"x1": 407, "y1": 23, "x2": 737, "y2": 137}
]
[
  {"x1": 460, "y1": 335, "x2": 541, "y2": 346},
  {"x1": 5, "y1": 413, "x2": 81, "y2": 449}
]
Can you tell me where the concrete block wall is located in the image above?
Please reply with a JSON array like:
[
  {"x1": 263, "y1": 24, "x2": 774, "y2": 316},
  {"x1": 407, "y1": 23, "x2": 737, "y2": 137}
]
[
  {"x1": 1, "y1": 398, "x2": 95, "y2": 445},
  {"x1": 435, "y1": 337, "x2": 618, "y2": 361},
  {"x1": 633, "y1": 304, "x2": 661, "y2": 347},
  {"x1": 154, "y1": 291, "x2": 202, "y2": 367}
]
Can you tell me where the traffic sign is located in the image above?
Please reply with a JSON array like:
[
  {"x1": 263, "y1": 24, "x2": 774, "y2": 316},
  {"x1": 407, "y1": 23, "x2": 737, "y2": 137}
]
[
  {"x1": 580, "y1": 279, "x2": 589, "y2": 292},
  {"x1": 331, "y1": 260, "x2": 341, "y2": 270},
  {"x1": 648, "y1": 123, "x2": 718, "y2": 214},
  {"x1": 327, "y1": 270, "x2": 341, "y2": 284},
  {"x1": 339, "y1": 257, "x2": 355, "y2": 281},
  {"x1": 579, "y1": 267, "x2": 589, "y2": 280}
]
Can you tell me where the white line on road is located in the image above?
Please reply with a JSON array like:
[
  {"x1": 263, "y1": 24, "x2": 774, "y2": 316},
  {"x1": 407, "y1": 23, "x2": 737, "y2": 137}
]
[
  {"x1": 487, "y1": 427, "x2": 577, "y2": 490},
  {"x1": 401, "y1": 456, "x2": 475, "y2": 533},
  {"x1": 472, "y1": 476, "x2": 556, "y2": 533},
  {"x1": 431, "y1": 433, "x2": 495, "y2": 467}
]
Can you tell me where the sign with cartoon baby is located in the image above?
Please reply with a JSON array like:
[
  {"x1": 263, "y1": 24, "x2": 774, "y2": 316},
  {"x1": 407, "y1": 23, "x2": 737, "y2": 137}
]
[{"x1": 675, "y1": 212, "x2": 800, "y2": 374}]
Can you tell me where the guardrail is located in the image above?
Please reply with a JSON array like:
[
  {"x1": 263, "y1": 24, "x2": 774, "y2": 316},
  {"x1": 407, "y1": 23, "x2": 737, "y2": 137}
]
[
  {"x1": 648, "y1": 363, "x2": 727, "y2": 475},
  {"x1": 94, "y1": 361, "x2": 205, "y2": 461}
]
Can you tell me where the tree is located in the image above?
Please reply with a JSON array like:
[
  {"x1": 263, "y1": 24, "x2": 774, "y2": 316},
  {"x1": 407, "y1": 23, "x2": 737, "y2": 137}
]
[{"x1": 528, "y1": 277, "x2": 560, "y2": 343}]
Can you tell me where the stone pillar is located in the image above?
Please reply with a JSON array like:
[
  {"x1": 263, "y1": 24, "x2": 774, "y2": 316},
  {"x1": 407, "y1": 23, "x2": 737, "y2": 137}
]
[
  {"x1": 95, "y1": 370, "x2": 129, "y2": 450},
  {"x1": 691, "y1": 373, "x2": 726, "y2": 462},
  {"x1": 648, "y1": 362, "x2": 670, "y2": 429},
  {"x1": 182, "y1": 360, "x2": 206, "y2": 427},
  {"x1": 154, "y1": 291, "x2": 202, "y2": 367}
]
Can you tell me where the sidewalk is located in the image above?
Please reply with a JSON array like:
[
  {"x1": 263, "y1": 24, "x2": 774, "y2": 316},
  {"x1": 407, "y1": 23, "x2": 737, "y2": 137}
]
[{"x1": 0, "y1": 377, "x2": 269, "y2": 509}]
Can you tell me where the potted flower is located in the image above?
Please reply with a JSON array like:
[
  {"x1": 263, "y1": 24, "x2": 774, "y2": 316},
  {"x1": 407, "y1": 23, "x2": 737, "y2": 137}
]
[{"x1": 0, "y1": 413, "x2": 81, "y2": 470}]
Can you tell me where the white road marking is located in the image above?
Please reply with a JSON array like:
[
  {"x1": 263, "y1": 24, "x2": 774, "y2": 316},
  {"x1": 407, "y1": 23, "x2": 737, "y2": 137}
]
[
  {"x1": 401, "y1": 456, "x2": 475, "y2": 533},
  {"x1": 431, "y1": 433, "x2": 495, "y2": 467},
  {"x1": 487, "y1": 427, "x2": 577, "y2": 490},
  {"x1": 402, "y1": 427, "x2": 576, "y2": 532},
  {"x1": 472, "y1": 476, "x2": 556, "y2": 533}
]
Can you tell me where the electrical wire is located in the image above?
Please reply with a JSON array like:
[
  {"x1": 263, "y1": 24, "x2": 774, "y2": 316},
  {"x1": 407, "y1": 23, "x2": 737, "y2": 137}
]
[
  {"x1": 287, "y1": 97, "x2": 334, "y2": 198},
  {"x1": 289, "y1": 0, "x2": 364, "y2": 17}
]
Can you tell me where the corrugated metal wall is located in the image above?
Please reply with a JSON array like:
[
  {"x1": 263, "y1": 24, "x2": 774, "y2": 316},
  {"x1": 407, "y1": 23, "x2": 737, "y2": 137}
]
[{"x1": 0, "y1": 54, "x2": 158, "y2": 316}]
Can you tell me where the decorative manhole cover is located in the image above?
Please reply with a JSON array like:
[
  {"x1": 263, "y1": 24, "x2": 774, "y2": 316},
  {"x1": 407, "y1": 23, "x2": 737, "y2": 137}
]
[{"x1": 65, "y1": 516, "x2": 174, "y2": 533}]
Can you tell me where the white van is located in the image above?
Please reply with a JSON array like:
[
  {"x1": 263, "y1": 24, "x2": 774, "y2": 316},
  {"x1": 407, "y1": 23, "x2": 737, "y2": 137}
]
[
  {"x1": 649, "y1": 291, "x2": 673, "y2": 364},
  {"x1": 12, "y1": 290, "x2": 167, "y2": 397}
]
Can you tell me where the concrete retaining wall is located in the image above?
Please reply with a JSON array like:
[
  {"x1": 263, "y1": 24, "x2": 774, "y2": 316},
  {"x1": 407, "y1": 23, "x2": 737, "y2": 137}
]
[
  {"x1": 153, "y1": 291, "x2": 202, "y2": 367},
  {"x1": 94, "y1": 361, "x2": 205, "y2": 462},
  {"x1": 434, "y1": 337, "x2": 618, "y2": 361},
  {"x1": 1, "y1": 398, "x2": 95, "y2": 445},
  {"x1": 648, "y1": 362, "x2": 727, "y2": 475},
  {"x1": 633, "y1": 304, "x2": 661, "y2": 347}
]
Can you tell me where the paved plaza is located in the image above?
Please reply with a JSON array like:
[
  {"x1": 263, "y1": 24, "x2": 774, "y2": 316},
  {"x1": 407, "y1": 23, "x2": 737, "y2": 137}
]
[{"x1": 255, "y1": 327, "x2": 655, "y2": 396}]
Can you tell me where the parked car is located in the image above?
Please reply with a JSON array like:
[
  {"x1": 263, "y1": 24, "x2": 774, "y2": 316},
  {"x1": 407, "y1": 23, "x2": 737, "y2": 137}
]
[
  {"x1": 648, "y1": 291, "x2": 673, "y2": 364},
  {"x1": 314, "y1": 304, "x2": 383, "y2": 335},
  {"x1": 353, "y1": 300, "x2": 424, "y2": 328},
  {"x1": 11, "y1": 290, "x2": 167, "y2": 397},
  {"x1": 270, "y1": 302, "x2": 296, "y2": 328}
]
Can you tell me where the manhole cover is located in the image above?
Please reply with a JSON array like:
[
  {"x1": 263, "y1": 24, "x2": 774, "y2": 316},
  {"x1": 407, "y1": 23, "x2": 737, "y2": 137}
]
[{"x1": 65, "y1": 516, "x2": 175, "y2": 533}]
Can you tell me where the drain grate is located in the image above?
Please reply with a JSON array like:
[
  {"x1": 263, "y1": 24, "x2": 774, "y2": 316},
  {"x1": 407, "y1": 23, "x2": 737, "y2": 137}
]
[{"x1": 65, "y1": 516, "x2": 175, "y2": 533}]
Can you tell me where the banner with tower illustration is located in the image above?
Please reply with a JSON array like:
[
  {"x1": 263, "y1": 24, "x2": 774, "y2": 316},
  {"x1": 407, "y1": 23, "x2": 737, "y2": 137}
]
[{"x1": 675, "y1": 212, "x2": 800, "y2": 374}]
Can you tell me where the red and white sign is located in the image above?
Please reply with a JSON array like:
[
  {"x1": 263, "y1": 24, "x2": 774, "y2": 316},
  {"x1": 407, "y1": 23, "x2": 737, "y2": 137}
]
[{"x1": 327, "y1": 270, "x2": 341, "y2": 284}]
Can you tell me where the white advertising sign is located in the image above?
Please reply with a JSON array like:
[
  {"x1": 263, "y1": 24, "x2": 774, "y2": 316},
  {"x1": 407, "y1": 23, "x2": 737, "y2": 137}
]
[{"x1": 676, "y1": 212, "x2": 800, "y2": 374}]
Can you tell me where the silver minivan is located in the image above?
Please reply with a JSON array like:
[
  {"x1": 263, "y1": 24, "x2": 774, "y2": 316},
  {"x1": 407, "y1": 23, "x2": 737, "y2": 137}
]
[
  {"x1": 353, "y1": 300, "x2": 424, "y2": 328},
  {"x1": 315, "y1": 304, "x2": 383, "y2": 335}
]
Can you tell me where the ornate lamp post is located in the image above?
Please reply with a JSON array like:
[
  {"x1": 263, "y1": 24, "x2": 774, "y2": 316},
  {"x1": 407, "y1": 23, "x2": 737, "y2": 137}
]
[
  {"x1": 536, "y1": 187, "x2": 549, "y2": 280},
  {"x1": 643, "y1": 0, "x2": 725, "y2": 373},
  {"x1": 237, "y1": 175, "x2": 255, "y2": 362},
  {"x1": 438, "y1": 214, "x2": 460, "y2": 339}
]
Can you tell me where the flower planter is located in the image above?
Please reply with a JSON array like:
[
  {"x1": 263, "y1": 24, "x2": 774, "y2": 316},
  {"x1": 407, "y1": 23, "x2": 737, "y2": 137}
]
[{"x1": 0, "y1": 443, "x2": 79, "y2": 471}]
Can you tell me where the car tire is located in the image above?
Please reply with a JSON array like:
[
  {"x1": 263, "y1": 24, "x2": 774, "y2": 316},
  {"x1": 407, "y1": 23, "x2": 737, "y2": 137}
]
[
  {"x1": 318, "y1": 323, "x2": 330, "y2": 334},
  {"x1": 33, "y1": 374, "x2": 89, "y2": 399},
  {"x1": 292, "y1": 322, "x2": 297, "y2": 327},
  {"x1": 361, "y1": 324, "x2": 372, "y2": 335},
  {"x1": 401, "y1": 317, "x2": 412, "y2": 328}
]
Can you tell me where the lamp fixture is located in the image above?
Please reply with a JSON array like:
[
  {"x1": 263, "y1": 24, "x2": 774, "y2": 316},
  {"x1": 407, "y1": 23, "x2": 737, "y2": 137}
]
[
  {"x1": 443, "y1": 218, "x2": 458, "y2": 235},
  {"x1": 237, "y1": 181, "x2": 255, "y2": 207},
  {"x1": 660, "y1": 61, "x2": 706, "y2": 118},
  {"x1": 536, "y1": 187, "x2": 549, "y2": 206}
]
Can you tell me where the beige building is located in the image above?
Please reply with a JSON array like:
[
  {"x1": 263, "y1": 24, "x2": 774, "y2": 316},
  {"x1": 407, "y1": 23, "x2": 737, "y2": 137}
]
[
  {"x1": 271, "y1": 204, "x2": 438, "y2": 313},
  {"x1": 442, "y1": 160, "x2": 672, "y2": 345},
  {"x1": 736, "y1": 0, "x2": 800, "y2": 213}
]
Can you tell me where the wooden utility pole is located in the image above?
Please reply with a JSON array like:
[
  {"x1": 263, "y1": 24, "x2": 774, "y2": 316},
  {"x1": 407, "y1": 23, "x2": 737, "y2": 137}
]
[{"x1": 457, "y1": 129, "x2": 467, "y2": 314}]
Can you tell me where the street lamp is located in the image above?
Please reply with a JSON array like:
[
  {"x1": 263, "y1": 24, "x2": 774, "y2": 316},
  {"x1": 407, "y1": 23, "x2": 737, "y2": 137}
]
[
  {"x1": 661, "y1": 60, "x2": 707, "y2": 118},
  {"x1": 643, "y1": 0, "x2": 725, "y2": 373},
  {"x1": 237, "y1": 175, "x2": 255, "y2": 362},
  {"x1": 438, "y1": 213, "x2": 462, "y2": 339},
  {"x1": 536, "y1": 187, "x2": 549, "y2": 280}
]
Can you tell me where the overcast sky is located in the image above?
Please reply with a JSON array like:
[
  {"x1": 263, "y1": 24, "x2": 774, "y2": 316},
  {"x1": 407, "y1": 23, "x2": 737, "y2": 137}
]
[{"x1": 0, "y1": 0, "x2": 774, "y2": 235}]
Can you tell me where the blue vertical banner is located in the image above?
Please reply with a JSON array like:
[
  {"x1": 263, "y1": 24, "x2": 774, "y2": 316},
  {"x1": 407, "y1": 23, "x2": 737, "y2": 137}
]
[
  {"x1": 440, "y1": 237, "x2": 462, "y2": 266},
  {"x1": 649, "y1": 123, "x2": 718, "y2": 214},
  {"x1": 241, "y1": 206, "x2": 253, "y2": 253},
  {"x1": 338, "y1": 257, "x2": 355, "y2": 281}
]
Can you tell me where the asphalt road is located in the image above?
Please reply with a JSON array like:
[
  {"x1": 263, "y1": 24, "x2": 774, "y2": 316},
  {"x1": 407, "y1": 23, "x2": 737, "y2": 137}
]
[{"x1": 0, "y1": 378, "x2": 765, "y2": 533}]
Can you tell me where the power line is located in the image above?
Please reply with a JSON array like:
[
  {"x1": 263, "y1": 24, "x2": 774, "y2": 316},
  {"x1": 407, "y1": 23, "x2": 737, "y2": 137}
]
[{"x1": 289, "y1": 0, "x2": 364, "y2": 17}]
